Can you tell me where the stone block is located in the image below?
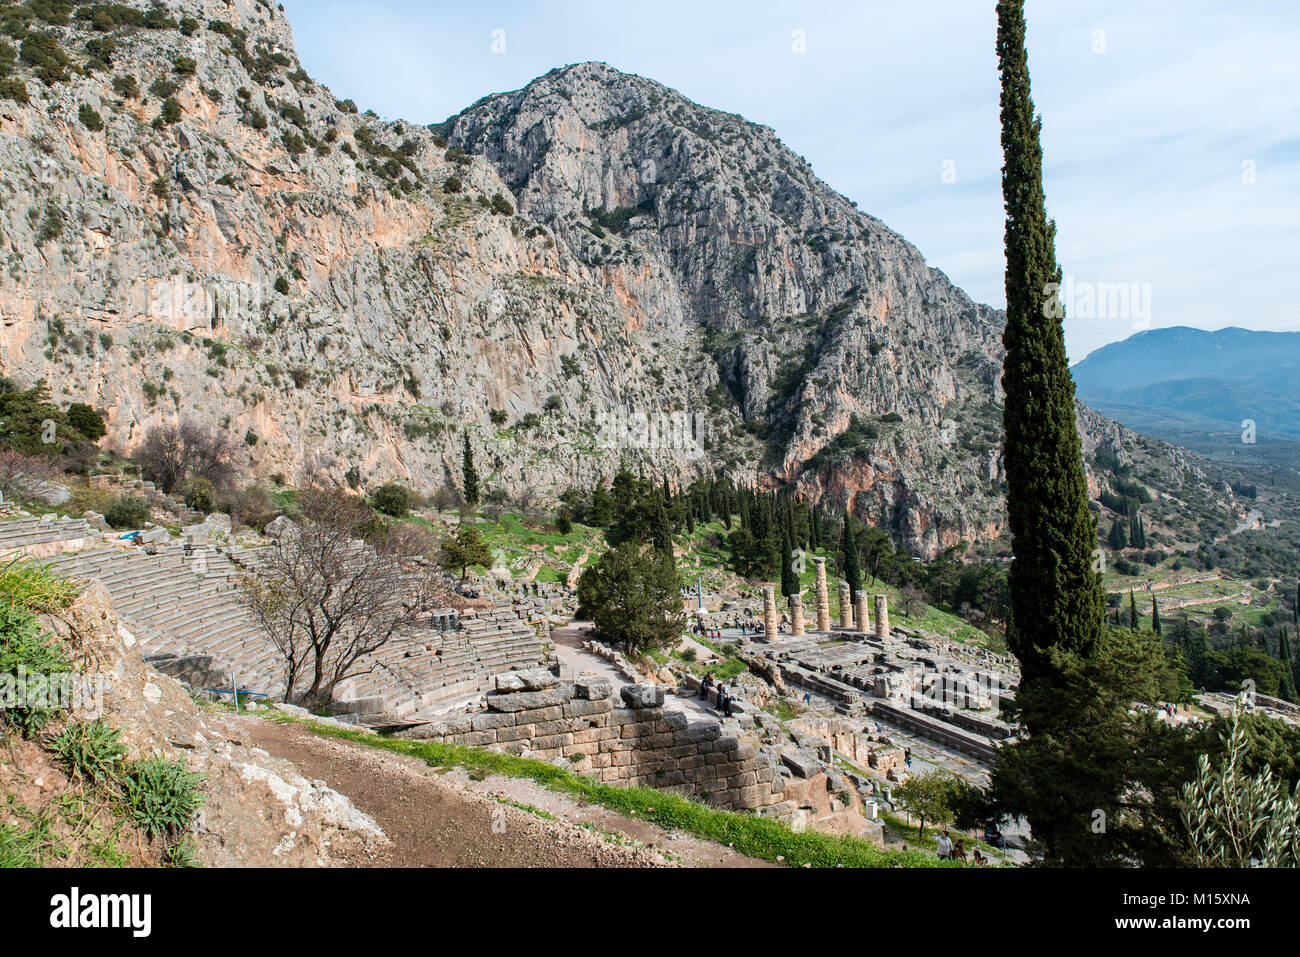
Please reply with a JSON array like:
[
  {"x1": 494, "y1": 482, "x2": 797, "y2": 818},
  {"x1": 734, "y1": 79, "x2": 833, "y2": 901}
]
[
  {"x1": 496, "y1": 723, "x2": 537, "y2": 743},
  {"x1": 564, "y1": 698, "x2": 613, "y2": 718},
  {"x1": 780, "y1": 749, "x2": 822, "y2": 779},
  {"x1": 527, "y1": 705, "x2": 566, "y2": 724},
  {"x1": 471, "y1": 711, "x2": 517, "y2": 732},
  {"x1": 620, "y1": 684, "x2": 665, "y2": 709},
  {"x1": 486, "y1": 683, "x2": 573, "y2": 713},
  {"x1": 675, "y1": 721, "x2": 721, "y2": 745},
  {"x1": 574, "y1": 678, "x2": 612, "y2": 700},
  {"x1": 662, "y1": 711, "x2": 689, "y2": 731},
  {"x1": 495, "y1": 668, "x2": 558, "y2": 693}
]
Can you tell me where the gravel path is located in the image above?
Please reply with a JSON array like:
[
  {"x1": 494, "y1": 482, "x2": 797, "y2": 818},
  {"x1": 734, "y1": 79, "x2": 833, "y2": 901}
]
[
  {"x1": 238, "y1": 716, "x2": 770, "y2": 868},
  {"x1": 239, "y1": 717, "x2": 671, "y2": 867}
]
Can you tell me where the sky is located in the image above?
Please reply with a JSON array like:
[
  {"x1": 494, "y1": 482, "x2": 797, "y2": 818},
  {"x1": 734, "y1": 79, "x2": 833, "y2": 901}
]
[{"x1": 280, "y1": 0, "x2": 1300, "y2": 363}]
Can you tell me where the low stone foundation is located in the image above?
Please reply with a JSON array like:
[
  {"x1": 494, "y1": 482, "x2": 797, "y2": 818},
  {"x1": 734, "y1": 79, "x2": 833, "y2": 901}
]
[{"x1": 397, "y1": 670, "x2": 785, "y2": 812}]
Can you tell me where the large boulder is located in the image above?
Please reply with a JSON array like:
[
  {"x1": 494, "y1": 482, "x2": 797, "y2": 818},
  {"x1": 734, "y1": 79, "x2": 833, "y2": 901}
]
[
  {"x1": 620, "y1": 684, "x2": 665, "y2": 710},
  {"x1": 265, "y1": 515, "x2": 297, "y2": 539}
]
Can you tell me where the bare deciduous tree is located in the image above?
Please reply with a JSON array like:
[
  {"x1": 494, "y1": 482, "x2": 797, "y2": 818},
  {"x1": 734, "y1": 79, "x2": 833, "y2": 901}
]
[
  {"x1": 0, "y1": 447, "x2": 62, "y2": 502},
  {"x1": 237, "y1": 489, "x2": 449, "y2": 708},
  {"x1": 137, "y1": 420, "x2": 237, "y2": 495}
]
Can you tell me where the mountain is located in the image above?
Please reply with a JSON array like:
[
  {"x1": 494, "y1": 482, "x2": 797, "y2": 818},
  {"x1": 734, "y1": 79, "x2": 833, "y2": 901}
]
[
  {"x1": 1072, "y1": 327, "x2": 1300, "y2": 440},
  {"x1": 0, "y1": 0, "x2": 1260, "y2": 558}
]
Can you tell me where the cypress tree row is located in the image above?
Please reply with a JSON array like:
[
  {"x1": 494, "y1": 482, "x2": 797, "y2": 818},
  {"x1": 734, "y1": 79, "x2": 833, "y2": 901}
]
[{"x1": 996, "y1": 0, "x2": 1105, "y2": 696}]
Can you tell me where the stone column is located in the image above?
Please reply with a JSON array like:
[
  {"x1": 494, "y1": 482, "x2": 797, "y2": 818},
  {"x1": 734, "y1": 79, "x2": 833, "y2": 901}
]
[
  {"x1": 855, "y1": 591, "x2": 870, "y2": 634},
  {"x1": 762, "y1": 585, "x2": 778, "y2": 640},
  {"x1": 813, "y1": 558, "x2": 831, "y2": 632},
  {"x1": 789, "y1": 594, "x2": 805, "y2": 636},
  {"x1": 838, "y1": 581, "x2": 853, "y2": 629},
  {"x1": 874, "y1": 594, "x2": 890, "y2": 639}
]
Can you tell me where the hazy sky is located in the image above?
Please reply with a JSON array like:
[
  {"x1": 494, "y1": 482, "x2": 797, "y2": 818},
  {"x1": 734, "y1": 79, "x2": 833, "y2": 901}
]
[{"x1": 280, "y1": 0, "x2": 1299, "y2": 362}]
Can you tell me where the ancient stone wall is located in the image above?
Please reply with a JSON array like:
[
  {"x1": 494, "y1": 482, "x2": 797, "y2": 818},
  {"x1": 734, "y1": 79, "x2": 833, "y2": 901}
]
[{"x1": 397, "y1": 671, "x2": 785, "y2": 812}]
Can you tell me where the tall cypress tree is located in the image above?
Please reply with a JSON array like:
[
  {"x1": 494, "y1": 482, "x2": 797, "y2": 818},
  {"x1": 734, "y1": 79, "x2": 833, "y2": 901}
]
[
  {"x1": 996, "y1": 0, "x2": 1105, "y2": 694},
  {"x1": 841, "y1": 515, "x2": 861, "y2": 595},
  {"x1": 461, "y1": 429, "x2": 480, "y2": 507},
  {"x1": 781, "y1": 526, "x2": 798, "y2": 598},
  {"x1": 1151, "y1": 595, "x2": 1161, "y2": 636},
  {"x1": 1129, "y1": 590, "x2": 1138, "y2": 630},
  {"x1": 1281, "y1": 627, "x2": 1299, "y2": 703}
]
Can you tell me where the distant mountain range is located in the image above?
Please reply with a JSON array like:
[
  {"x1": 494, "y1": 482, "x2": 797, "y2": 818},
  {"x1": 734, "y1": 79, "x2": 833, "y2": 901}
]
[{"x1": 1072, "y1": 327, "x2": 1300, "y2": 441}]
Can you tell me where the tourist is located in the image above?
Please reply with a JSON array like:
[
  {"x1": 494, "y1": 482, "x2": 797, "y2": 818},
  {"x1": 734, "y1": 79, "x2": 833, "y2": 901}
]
[
  {"x1": 953, "y1": 838, "x2": 967, "y2": 862},
  {"x1": 935, "y1": 830, "x2": 952, "y2": 859},
  {"x1": 973, "y1": 848, "x2": 986, "y2": 866},
  {"x1": 700, "y1": 673, "x2": 713, "y2": 700}
]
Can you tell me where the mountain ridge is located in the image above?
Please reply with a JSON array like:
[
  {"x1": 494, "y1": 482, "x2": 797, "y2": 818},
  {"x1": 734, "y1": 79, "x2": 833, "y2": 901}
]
[
  {"x1": 1073, "y1": 326, "x2": 1300, "y2": 440},
  {"x1": 0, "y1": 0, "x2": 1268, "y2": 558}
]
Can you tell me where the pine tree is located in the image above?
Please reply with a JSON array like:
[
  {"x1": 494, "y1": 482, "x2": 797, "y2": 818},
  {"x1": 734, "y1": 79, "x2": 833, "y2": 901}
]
[
  {"x1": 461, "y1": 429, "x2": 479, "y2": 507},
  {"x1": 995, "y1": 0, "x2": 1105, "y2": 692}
]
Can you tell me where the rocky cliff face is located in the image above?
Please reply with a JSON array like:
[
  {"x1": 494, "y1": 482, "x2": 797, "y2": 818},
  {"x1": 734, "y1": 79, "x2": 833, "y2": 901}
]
[
  {"x1": 0, "y1": 0, "x2": 1239, "y2": 556},
  {"x1": 443, "y1": 62, "x2": 1010, "y2": 555}
]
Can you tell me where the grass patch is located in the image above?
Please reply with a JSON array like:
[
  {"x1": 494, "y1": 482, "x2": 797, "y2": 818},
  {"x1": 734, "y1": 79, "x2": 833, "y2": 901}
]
[{"x1": 0, "y1": 556, "x2": 80, "y2": 612}]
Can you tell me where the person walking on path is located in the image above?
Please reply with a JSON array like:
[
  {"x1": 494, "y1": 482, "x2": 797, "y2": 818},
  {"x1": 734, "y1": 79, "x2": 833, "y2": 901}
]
[{"x1": 935, "y1": 830, "x2": 953, "y2": 860}]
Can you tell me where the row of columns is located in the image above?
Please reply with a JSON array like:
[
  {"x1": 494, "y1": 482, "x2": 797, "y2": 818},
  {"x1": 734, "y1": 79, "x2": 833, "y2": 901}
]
[
  {"x1": 812, "y1": 557, "x2": 890, "y2": 637},
  {"x1": 759, "y1": 561, "x2": 891, "y2": 639}
]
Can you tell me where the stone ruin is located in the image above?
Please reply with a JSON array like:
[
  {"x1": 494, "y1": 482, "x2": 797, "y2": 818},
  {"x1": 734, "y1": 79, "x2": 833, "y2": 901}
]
[
  {"x1": 398, "y1": 667, "x2": 887, "y2": 841},
  {"x1": 398, "y1": 669, "x2": 785, "y2": 812}
]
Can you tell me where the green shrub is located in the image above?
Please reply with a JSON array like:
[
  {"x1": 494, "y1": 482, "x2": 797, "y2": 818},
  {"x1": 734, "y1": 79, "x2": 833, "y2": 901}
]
[
  {"x1": 164, "y1": 835, "x2": 200, "y2": 867},
  {"x1": 124, "y1": 755, "x2": 205, "y2": 839},
  {"x1": 160, "y1": 96, "x2": 181, "y2": 125},
  {"x1": 0, "y1": 558, "x2": 79, "y2": 612},
  {"x1": 443, "y1": 174, "x2": 462, "y2": 193},
  {"x1": 0, "y1": 596, "x2": 70, "y2": 738},
  {"x1": 281, "y1": 131, "x2": 305, "y2": 156},
  {"x1": 66, "y1": 402, "x2": 106, "y2": 440},
  {"x1": 183, "y1": 477, "x2": 215, "y2": 513},
  {"x1": 0, "y1": 77, "x2": 27, "y2": 104},
  {"x1": 77, "y1": 104, "x2": 104, "y2": 131},
  {"x1": 372, "y1": 482, "x2": 412, "y2": 518},
  {"x1": 274, "y1": 276, "x2": 290, "y2": 295},
  {"x1": 36, "y1": 203, "x2": 62, "y2": 244},
  {"x1": 172, "y1": 55, "x2": 196, "y2": 76},
  {"x1": 20, "y1": 32, "x2": 68, "y2": 85},
  {"x1": 52, "y1": 720, "x2": 126, "y2": 785},
  {"x1": 112, "y1": 74, "x2": 138, "y2": 99},
  {"x1": 102, "y1": 494, "x2": 151, "y2": 530}
]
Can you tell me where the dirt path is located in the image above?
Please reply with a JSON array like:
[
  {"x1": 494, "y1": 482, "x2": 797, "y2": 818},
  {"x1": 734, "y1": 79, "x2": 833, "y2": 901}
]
[{"x1": 237, "y1": 716, "x2": 769, "y2": 868}]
